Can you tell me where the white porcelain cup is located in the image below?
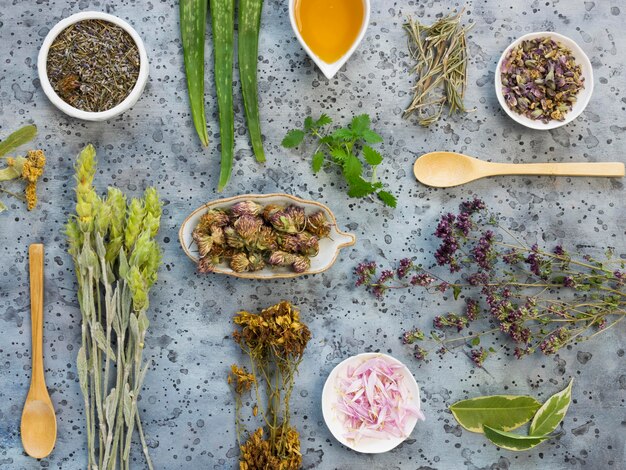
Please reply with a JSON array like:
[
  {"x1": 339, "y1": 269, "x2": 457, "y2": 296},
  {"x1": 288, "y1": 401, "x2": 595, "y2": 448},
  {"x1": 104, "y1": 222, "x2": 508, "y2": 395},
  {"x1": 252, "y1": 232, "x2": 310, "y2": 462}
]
[
  {"x1": 288, "y1": 0, "x2": 371, "y2": 79},
  {"x1": 38, "y1": 11, "x2": 149, "y2": 121}
]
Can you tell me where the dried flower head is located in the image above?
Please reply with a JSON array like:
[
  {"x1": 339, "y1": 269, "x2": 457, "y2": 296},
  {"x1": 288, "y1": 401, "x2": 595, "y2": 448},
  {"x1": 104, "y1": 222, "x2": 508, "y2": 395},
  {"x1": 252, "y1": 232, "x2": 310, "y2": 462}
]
[
  {"x1": 306, "y1": 211, "x2": 331, "y2": 237},
  {"x1": 228, "y1": 364, "x2": 256, "y2": 394},
  {"x1": 234, "y1": 214, "x2": 263, "y2": 240},
  {"x1": 198, "y1": 209, "x2": 230, "y2": 233},
  {"x1": 292, "y1": 256, "x2": 311, "y2": 274},
  {"x1": 231, "y1": 200, "x2": 262, "y2": 217},
  {"x1": 230, "y1": 252, "x2": 251, "y2": 273},
  {"x1": 239, "y1": 427, "x2": 302, "y2": 470},
  {"x1": 193, "y1": 230, "x2": 214, "y2": 257}
]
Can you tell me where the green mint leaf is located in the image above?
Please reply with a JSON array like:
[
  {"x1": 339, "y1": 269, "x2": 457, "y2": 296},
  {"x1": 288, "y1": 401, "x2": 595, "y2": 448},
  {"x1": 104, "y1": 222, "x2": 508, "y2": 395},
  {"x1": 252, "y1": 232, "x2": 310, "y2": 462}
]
[
  {"x1": 330, "y1": 147, "x2": 349, "y2": 162},
  {"x1": 450, "y1": 395, "x2": 541, "y2": 433},
  {"x1": 343, "y1": 154, "x2": 363, "y2": 179},
  {"x1": 362, "y1": 145, "x2": 383, "y2": 166},
  {"x1": 304, "y1": 116, "x2": 315, "y2": 131},
  {"x1": 350, "y1": 114, "x2": 371, "y2": 135},
  {"x1": 311, "y1": 152, "x2": 325, "y2": 173},
  {"x1": 362, "y1": 129, "x2": 383, "y2": 143},
  {"x1": 281, "y1": 129, "x2": 306, "y2": 148},
  {"x1": 529, "y1": 379, "x2": 573, "y2": 436},
  {"x1": 332, "y1": 128, "x2": 353, "y2": 141},
  {"x1": 471, "y1": 336, "x2": 481, "y2": 346},
  {"x1": 483, "y1": 426, "x2": 552, "y2": 451},
  {"x1": 377, "y1": 190, "x2": 397, "y2": 208},
  {"x1": 347, "y1": 177, "x2": 376, "y2": 198},
  {"x1": 315, "y1": 114, "x2": 333, "y2": 127}
]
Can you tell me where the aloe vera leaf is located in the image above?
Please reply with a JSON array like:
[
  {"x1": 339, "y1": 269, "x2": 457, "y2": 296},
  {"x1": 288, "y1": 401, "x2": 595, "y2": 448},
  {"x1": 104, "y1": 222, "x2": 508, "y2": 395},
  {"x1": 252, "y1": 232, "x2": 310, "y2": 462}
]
[
  {"x1": 210, "y1": 0, "x2": 235, "y2": 191},
  {"x1": 0, "y1": 124, "x2": 37, "y2": 157},
  {"x1": 180, "y1": 0, "x2": 209, "y2": 147},
  {"x1": 238, "y1": 0, "x2": 265, "y2": 163}
]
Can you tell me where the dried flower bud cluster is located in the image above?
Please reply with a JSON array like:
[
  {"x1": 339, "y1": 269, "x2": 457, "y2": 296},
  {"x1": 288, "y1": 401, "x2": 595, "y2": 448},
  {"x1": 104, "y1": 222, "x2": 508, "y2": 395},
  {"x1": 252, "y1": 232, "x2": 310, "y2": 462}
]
[
  {"x1": 192, "y1": 200, "x2": 331, "y2": 274},
  {"x1": 501, "y1": 37, "x2": 584, "y2": 122}
]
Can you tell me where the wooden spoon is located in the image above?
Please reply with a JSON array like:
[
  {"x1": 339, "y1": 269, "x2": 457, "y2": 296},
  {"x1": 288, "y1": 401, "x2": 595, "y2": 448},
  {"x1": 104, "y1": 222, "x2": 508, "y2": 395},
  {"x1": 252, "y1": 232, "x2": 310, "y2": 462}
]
[
  {"x1": 21, "y1": 244, "x2": 56, "y2": 459},
  {"x1": 414, "y1": 151, "x2": 625, "y2": 187}
]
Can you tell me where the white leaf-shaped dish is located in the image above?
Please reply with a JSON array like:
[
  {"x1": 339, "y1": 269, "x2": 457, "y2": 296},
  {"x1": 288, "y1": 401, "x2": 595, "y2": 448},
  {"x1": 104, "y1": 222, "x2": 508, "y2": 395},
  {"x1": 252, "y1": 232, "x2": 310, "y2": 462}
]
[{"x1": 179, "y1": 193, "x2": 356, "y2": 279}]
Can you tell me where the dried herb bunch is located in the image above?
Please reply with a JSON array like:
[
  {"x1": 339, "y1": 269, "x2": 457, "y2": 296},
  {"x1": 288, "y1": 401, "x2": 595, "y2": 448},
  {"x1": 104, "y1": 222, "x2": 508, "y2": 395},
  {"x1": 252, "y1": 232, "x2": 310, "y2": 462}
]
[
  {"x1": 403, "y1": 10, "x2": 474, "y2": 126},
  {"x1": 66, "y1": 145, "x2": 162, "y2": 469},
  {"x1": 501, "y1": 37, "x2": 584, "y2": 123},
  {"x1": 47, "y1": 19, "x2": 140, "y2": 112},
  {"x1": 193, "y1": 201, "x2": 331, "y2": 274},
  {"x1": 228, "y1": 301, "x2": 311, "y2": 470},
  {"x1": 0, "y1": 124, "x2": 45, "y2": 212},
  {"x1": 355, "y1": 198, "x2": 625, "y2": 366}
]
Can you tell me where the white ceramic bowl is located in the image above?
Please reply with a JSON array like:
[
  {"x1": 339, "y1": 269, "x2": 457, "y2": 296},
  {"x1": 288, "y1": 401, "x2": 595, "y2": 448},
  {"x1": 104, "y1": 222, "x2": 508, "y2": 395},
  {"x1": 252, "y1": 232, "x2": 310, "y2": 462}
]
[
  {"x1": 179, "y1": 193, "x2": 356, "y2": 279},
  {"x1": 38, "y1": 11, "x2": 149, "y2": 121},
  {"x1": 321, "y1": 353, "x2": 423, "y2": 454},
  {"x1": 288, "y1": 0, "x2": 371, "y2": 79},
  {"x1": 494, "y1": 32, "x2": 593, "y2": 130}
]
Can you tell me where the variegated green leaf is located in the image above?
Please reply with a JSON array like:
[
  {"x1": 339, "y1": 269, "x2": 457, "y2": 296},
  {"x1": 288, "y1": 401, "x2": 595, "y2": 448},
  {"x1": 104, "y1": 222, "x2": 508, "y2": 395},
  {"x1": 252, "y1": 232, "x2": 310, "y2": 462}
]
[
  {"x1": 530, "y1": 379, "x2": 573, "y2": 436},
  {"x1": 76, "y1": 346, "x2": 89, "y2": 397},
  {"x1": 450, "y1": 395, "x2": 541, "y2": 433},
  {"x1": 483, "y1": 425, "x2": 551, "y2": 451}
]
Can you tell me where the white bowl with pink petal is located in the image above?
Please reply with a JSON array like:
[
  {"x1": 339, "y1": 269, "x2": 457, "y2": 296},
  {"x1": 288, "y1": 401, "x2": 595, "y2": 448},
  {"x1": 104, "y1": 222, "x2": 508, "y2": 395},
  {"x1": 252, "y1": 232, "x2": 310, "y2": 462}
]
[{"x1": 321, "y1": 353, "x2": 425, "y2": 453}]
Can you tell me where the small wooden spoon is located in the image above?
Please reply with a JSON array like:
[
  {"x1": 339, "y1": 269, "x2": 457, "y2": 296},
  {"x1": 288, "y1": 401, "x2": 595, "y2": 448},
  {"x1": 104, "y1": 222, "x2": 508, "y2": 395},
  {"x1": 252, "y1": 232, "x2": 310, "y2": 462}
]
[
  {"x1": 414, "y1": 151, "x2": 625, "y2": 188},
  {"x1": 21, "y1": 244, "x2": 56, "y2": 459}
]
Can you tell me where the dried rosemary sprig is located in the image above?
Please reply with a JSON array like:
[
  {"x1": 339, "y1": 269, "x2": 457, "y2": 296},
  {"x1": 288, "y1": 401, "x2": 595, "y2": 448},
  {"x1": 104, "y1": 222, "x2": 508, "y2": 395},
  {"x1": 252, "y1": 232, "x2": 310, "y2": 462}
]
[
  {"x1": 47, "y1": 20, "x2": 140, "y2": 112},
  {"x1": 228, "y1": 301, "x2": 311, "y2": 470},
  {"x1": 66, "y1": 145, "x2": 162, "y2": 470},
  {"x1": 403, "y1": 10, "x2": 473, "y2": 126}
]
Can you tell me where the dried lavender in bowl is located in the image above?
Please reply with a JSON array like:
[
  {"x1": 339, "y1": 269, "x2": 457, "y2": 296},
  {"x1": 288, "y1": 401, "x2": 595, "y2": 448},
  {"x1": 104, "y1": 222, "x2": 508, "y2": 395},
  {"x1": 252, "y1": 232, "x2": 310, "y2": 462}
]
[{"x1": 500, "y1": 37, "x2": 584, "y2": 123}]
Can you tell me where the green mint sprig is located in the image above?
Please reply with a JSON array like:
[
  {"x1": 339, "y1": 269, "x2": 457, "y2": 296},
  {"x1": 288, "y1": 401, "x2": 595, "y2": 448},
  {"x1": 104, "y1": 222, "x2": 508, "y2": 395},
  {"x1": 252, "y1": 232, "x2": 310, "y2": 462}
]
[{"x1": 281, "y1": 114, "x2": 397, "y2": 208}]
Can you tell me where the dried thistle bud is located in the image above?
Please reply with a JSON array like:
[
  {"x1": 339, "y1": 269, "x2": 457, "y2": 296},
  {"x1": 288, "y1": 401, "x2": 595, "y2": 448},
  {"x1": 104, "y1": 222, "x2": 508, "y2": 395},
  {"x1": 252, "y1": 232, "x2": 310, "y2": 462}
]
[
  {"x1": 193, "y1": 230, "x2": 214, "y2": 257},
  {"x1": 225, "y1": 226, "x2": 245, "y2": 249},
  {"x1": 231, "y1": 200, "x2": 262, "y2": 217},
  {"x1": 285, "y1": 205, "x2": 307, "y2": 232},
  {"x1": 197, "y1": 256, "x2": 215, "y2": 274},
  {"x1": 268, "y1": 251, "x2": 296, "y2": 266},
  {"x1": 234, "y1": 214, "x2": 263, "y2": 240},
  {"x1": 254, "y1": 226, "x2": 278, "y2": 251},
  {"x1": 262, "y1": 203, "x2": 284, "y2": 221},
  {"x1": 230, "y1": 252, "x2": 250, "y2": 273},
  {"x1": 306, "y1": 211, "x2": 331, "y2": 238},
  {"x1": 198, "y1": 209, "x2": 230, "y2": 233},
  {"x1": 247, "y1": 253, "x2": 266, "y2": 271},
  {"x1": 292, "y1": 255, "x2": 311, "y2": 273}
]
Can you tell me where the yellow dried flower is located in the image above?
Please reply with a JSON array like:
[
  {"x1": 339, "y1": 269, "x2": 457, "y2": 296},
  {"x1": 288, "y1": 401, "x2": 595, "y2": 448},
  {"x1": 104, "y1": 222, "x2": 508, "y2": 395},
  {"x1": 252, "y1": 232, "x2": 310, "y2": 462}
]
[
  {"x1": 25, "y1": 182, "x2": 37, "y2": 210},
  {"x1": 228, "y1": 364, "x2": 256, "y2": 394},
  {"x1": 21, "y1": 150, "x2": 46, "y2": 183}
]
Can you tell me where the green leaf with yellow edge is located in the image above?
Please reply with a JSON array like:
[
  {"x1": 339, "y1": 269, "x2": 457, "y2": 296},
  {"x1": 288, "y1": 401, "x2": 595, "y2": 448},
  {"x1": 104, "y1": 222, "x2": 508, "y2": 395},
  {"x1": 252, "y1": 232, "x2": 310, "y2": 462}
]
[
  {"x1": 529, "y1": 379, "x2": 573, "y2": 436},
  {"x1": 450, "y1": 395, "x2": 541, "y2": 433},
  {"x1": 483, "y1": 426, "x2": 551, "y2": 451}
]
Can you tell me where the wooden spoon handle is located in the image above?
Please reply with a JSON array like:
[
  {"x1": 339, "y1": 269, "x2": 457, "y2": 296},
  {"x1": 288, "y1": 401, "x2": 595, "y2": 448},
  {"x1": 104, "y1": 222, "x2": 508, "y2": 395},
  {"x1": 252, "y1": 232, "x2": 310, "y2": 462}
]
[
  {"x1": 489, "y1": 162, "x2": 625, "y2": 177},
  {"x1": 29, "y1": 244, "x2": 45, "y2": 395}
]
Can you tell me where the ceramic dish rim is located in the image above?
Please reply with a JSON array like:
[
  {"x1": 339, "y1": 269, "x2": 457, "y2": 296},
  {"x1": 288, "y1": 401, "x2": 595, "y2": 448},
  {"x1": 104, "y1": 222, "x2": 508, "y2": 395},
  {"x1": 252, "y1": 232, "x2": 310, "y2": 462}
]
[
  {"x1": 321, "y1": 352, "x2": 422, "y2": 454},
  {"x1": 494, "y1": 31, "x2": 594, "y2": 130},
  {"x1": 178, "y1": 193, "x2": 356, "y2": 279},
  {"x1": 37, "y1": 11, "x2": 149, "y2": 121}
]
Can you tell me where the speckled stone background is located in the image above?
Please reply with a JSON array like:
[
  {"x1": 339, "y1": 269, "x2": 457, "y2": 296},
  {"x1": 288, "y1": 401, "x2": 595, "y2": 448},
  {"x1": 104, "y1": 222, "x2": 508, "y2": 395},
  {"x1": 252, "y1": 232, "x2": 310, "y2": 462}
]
[{"x1": 0, "y1": 0, "x2": 625, "y2": 468}]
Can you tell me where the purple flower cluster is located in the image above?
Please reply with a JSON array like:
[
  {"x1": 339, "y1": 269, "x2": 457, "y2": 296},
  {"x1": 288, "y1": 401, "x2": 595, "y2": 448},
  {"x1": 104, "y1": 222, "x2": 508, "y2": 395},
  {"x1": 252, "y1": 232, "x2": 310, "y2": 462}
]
[
  {"x1": 402, "y1": 327, "x2": 425, "y2": 345},
  {"x1": 354, "y1": 261, "x2": 377, "y2": 287},
  {"x1": 471, "y1": 230, "x2": 494, "y2": 270},
  {"x1": 539, "y1": 327, "x2": 570, "y2": 355},
  {"x1": 433, "y1": 313, "x2": 467, "y2": 332},
  {"x1": 470, "y1": 347, "x2": 488, "y2": 367},
  {"x1": 411, "y1": 273, "x2": 435, "y2": 286},
  {"x1": 465, "y1": 299, "x2": 480, "y2": 321}
]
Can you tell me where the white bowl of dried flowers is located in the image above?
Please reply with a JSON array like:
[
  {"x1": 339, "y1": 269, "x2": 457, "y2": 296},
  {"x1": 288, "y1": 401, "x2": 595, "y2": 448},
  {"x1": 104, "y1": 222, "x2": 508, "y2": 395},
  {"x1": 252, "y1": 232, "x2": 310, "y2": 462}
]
[
  {"x1": 495, "y1": 32, "x2": 593, "y2": 130},
  {"x1": 38, "y1": 11, "x2": 149, "y2": 121}
]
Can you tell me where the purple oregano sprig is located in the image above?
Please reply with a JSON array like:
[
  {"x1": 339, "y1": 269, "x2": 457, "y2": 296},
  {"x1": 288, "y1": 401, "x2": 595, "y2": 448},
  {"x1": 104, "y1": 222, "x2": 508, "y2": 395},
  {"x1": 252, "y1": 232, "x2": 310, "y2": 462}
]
[{"x1": 355, "y1": 198, "x2": 625, "y2": 366}]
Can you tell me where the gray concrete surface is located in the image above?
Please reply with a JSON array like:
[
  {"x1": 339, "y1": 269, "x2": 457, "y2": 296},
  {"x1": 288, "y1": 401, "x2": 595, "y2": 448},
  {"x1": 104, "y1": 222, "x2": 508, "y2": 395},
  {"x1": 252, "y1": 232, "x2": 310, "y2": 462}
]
[{"x1": 0, "y1": 0, "x2": 624, "y2": 468}]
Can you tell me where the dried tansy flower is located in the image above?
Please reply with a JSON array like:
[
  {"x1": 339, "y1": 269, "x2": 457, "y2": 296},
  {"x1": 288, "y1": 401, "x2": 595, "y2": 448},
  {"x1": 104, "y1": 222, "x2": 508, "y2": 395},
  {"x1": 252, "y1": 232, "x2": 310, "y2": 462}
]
[
  {"x1": 501, "y1": 37, "x2": 584, "y2": 122},
  {"x1": 193, "y1": 201, "x2": 332, "y2": 274},
  {"x1": 0, "y1": 148, "x2": 46, "y2": 211},
  {"x1": 229, "y1": 302, "x2": 309, "y2": 470}
]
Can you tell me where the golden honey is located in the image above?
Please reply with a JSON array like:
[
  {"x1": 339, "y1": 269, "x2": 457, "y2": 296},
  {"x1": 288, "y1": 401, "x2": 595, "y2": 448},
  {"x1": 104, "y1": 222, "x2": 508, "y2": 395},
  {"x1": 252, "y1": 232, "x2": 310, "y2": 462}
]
[{"x1": 294, "y1": 0, "x2": 365, "y2": 64}]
